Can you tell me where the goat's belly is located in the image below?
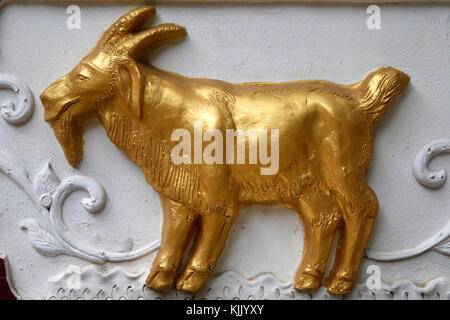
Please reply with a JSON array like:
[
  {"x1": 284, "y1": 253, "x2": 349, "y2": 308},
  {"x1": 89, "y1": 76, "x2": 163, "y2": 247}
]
[
  {"x1": 233, "y1": 159, "x2": 314, "y2": 205},
  {"x1": 230, "y1": 93, "x2": 330, "y2": 204}
]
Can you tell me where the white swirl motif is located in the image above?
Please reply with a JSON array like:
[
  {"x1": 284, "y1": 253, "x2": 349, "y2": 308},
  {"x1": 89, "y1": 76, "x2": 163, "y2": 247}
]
[
  {"x1": 0, "y1": 151, "x2": 160, "y2": 263},
  {"x1": 366, "y1": 220, "x2": 450, "y2": 261},
  {"x1": 366, "y1": 139, "x2": 450, "y2": 261},
  {"x1": 0, "y1": 74, "x2": 34, "y2": 125},
  {"x1": 413, "y1": 139, "x2": 450, "y2": 188},
  {"x1": 49, "y1": 175, "x2": 160, "y2": 263}
]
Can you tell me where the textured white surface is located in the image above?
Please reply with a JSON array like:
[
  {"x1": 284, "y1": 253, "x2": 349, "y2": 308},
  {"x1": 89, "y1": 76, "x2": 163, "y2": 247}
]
[
  {"x1": 47, "y1": 264, "x2": 450, "y2": 300},
  {"x1": 0, "y1": 3, "x2": 449, "y2": 299}
]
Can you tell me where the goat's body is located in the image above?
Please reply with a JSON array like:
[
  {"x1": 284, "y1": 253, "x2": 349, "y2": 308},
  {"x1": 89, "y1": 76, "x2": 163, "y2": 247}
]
[
  {"x1": 136, "y1": 64, "x2": 374, "y2": 210},
  {"x1": 40, "y1": 6, "x2": 410, "y2": 295},
  {"x1": 230, "y1": 81, "x2": 368, "y2": 206}
]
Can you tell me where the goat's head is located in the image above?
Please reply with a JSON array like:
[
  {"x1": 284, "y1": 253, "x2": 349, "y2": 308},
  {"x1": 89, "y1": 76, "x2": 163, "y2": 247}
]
[{"x1": 40, "y1": 6, "x2": 186, "y2": 166}]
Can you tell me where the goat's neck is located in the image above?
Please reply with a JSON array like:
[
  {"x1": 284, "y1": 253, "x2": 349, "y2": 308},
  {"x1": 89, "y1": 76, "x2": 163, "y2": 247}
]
[
  {"x1": 96, "y1": 64, "x2": 191, "y2": 152},
  {"x1": 96, "y1": 102, "x2": 199, "y2": 210},
  {"x1": 139, "y1": 64, "x2": 198, "y2": 136}
]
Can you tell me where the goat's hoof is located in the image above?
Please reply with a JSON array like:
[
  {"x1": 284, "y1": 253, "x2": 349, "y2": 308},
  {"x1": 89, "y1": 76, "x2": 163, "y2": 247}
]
[
  {"x1": 324, "y1": 272, "x2": 355, "y2": 295},
  {"x1": 294, "y1": 272, "x2": 321, "y2": 290},
  {"x1": 176, "y1": 269, "x2": 209, "y2": 292},
  {"x1": 146, "y1": 269, "x2": 176, "y2": 291}
]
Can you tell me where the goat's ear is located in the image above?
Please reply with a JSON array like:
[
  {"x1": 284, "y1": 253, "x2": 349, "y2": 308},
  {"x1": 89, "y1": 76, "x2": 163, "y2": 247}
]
[{"x1": 117, "y1": 61, "x2": 143, "y2": 119}]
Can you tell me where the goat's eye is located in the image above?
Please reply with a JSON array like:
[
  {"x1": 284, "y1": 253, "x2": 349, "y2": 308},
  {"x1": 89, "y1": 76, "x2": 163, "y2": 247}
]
[{"x1": 76, "y1": 74, "x2": 89, "y2": 81}]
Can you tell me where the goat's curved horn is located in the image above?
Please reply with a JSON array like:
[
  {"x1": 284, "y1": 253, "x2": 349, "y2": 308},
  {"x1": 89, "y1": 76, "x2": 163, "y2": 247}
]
[
  {"x1": 98, "y1": 6, "x2": 156, "y2": 47},
  {"x1": 123, "y1": 23, "x2": 187, "y2": 60}
]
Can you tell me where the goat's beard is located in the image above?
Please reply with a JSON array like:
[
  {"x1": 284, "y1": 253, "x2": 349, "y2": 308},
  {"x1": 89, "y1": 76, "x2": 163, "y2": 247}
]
[{"x1": 50, "y1": 113, "x2": 84, "y2": 167}]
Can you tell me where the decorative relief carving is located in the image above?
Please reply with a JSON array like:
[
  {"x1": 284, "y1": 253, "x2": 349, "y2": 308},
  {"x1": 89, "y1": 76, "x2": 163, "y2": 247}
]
[
  {"x1": 365, "y1": 139, "x2": 450, "y2": 261},
  {"x1": 47, "y1": 265, "x2": 450, "y2": 300},
  {"x1": 40, "y1": 5, "x2": 410, "y2": 295},
  {"x1": 413, "y1": 139, "x2": 450, "y2": 189},
  {"x1": 0, "y1": 2, "x2": 446, "y2": 301},
  {"x1": 366, "y1": 221, "x2": 450, "y2": 261},
  {"x1": 0, "y1": 151, "x2": 160, "y2": 263},
  {"x1": 0, "y1": 74, "x2": 34, "y2": 125}
]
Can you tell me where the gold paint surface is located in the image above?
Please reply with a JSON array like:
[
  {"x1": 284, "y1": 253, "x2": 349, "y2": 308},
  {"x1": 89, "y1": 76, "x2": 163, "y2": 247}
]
[{"x1": 40, "y1": 6, "x2": 410, "y2": 294}]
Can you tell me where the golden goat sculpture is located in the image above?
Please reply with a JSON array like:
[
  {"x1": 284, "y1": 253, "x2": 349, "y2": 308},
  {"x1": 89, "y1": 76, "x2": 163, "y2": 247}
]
[{"x1": 40, "y1": 6, "x2": 410, "y2": 294}]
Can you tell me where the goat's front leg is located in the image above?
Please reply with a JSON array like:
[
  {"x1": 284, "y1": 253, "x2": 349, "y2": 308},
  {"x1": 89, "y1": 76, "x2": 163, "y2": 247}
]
[
  {"x1": 176, "y1": 204, "x2": 237, "y2": 292},
  {"x1": 146, "y1": 195, "x2": 196, "y2": 291}
]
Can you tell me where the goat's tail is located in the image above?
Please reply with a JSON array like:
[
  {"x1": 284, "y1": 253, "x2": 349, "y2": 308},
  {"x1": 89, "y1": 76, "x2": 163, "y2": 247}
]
[{"x1": 356, "y1": 67, "x2": 410, "y2": 124}]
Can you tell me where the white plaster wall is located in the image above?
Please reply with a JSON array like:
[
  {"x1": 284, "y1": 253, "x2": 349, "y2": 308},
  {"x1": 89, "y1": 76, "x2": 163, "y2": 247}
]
[{"x1": 0, "y1": 3, "x2": 449, "y2": 299}]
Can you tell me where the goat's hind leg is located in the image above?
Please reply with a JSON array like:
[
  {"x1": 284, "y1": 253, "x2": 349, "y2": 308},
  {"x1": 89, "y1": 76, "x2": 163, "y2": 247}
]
[
  {"x1": 324, "y1": 182, "x2": 379, "y2": 295},
  {"x1": 294, "y1": 188, "x2": 341, "y2": 291},
  {"x1": 146, "y1": 195, "x2": 196, "y2": 291}
]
